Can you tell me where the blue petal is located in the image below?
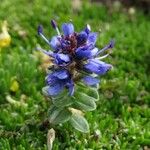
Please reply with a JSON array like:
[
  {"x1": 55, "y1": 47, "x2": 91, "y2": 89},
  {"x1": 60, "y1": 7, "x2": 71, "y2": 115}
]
[
  {"x1": 62, "y1": 23, "x2": 74, "y2": 36},
  {"x1": 55, "y1": 53, "x2": 71, "y2": 66},
  {"x1": 47, "y1": 83, "x2": 64, "y2": 96},
  {"x1": 53, "y1": 70, "x2": 69, "y2": 79},
  {"x1": 90, "y1": 47, "x2": 99, "y2": 57},
  {"x1": 84, "y1": 59, "x2": 112, "y2": 75},
  {"x1": 46, "y1": 73, "x2": 57, "y2": 85},
  {"x1": 84, "y1": 24, "x2": 91, "y2": 34},
  {"x1": 50, "y1": 36, "x2": 61, "y2": 51},
  {"x1": 75, "y1": 46, "x2": 91, "y2": 59},
  {"x1": 37, "y1": 47, "x2": 54, "y2": 57},
  {"x1": 61, "y1": 39, "x2": 70, "y2": 49},
  {"x1": 82, "y1": 76, "x2": 100, "y2": 86},
  {"x1": 68, "y1": 84, "x2": 74, "y2": 96},
  {"x1": 75, "y1": 45, "x2": 98, "y2": 59},
  {"x1": 77, "y1": 31, "x2": 88, "y2": 46},
  {"x1": 67, "y1": 80, "x2": 74, "y2": 96},
  {"x1": 87, "y1": 32, "x2": 97, "y2": 45}
]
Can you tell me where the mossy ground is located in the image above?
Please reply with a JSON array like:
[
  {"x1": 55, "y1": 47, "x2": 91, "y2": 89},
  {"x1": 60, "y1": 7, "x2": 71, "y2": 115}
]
[{"x1": 0, "y1": 0, "x2": 150, "y2": 149}]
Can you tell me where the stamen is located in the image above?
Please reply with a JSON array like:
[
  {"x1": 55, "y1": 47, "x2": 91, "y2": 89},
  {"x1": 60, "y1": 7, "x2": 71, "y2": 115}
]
[
  {"x1": 51, "y1": 20, "x2": 57, "y2": 29},
  {"x1": 96, "y1": 53, "x2": 110, "y2": 60},
  {"x1": 50, "y1": 20, "x2": 61, "y2": 36},
  {"x1": 96, "y1": 40, "x2": 114, "y2": 56},
  {"x1": 38, "y1": 25, "x2": 50, "y2": 45},
  {"x1": 39, "y1": 33, "x2": 50, "y2": 45},
  {"x1": 36, "y1": 47, "x2": 53, "y2": 57},
  {"x1": 56, "y1": 28, "x2": 61, "y2": 36},
  {"x1": 38, "y1": 25, "x2": 43, "y2": 35}
]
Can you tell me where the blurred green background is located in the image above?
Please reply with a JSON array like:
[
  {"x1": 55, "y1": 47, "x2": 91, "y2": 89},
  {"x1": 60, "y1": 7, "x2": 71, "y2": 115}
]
[{"x1": 0, "y1": 0, "x2": 150, "y2": 149}]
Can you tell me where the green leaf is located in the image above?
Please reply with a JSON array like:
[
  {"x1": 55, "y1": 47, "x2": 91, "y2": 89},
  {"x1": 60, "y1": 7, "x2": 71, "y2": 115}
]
[
  {"x1": 87, "y1": 87, "x2": 99, "y2": 101},
  {"x1": 48, "y1": 106, "x2": 72, "y2": 125},
  {"x1": 52, "y1": 90, "x2": 74, "y2": 107},
  {"x1": 77, "y1": 83, "x2": 99, "y2": 101},
  {"x1": 70, "y1": 113, "x2": 89, "y2": 133},
  {"x1": 74, "y1": 92, "x2": 96, "y2": 111},
  {"x1": 42, "y1": 87, "x2": 74, "y2": 107},
  {"x1": 42, "y1": 86, "x2": 49, "y2": 97}
]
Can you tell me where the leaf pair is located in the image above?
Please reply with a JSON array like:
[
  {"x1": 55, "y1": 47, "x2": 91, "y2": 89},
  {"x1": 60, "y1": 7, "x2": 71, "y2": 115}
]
[
  {"x1": 48, "y1": 106, "x2": 89, "y2": 133},
  {"x1": 43, "y1": 83, "x2": 99, "y2": 133}
]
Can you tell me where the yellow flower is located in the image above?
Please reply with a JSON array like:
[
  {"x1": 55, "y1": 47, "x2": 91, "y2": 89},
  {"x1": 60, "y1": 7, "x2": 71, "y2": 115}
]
[
  {"x1": 0, "y1": 21, "x2": 11, "y2": 48},
  {"x1": 10, "y1": 77, "x2": 19, "y2": 92}
]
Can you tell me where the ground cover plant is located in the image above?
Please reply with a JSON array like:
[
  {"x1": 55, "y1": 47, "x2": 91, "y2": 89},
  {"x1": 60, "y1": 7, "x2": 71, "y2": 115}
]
[{"x1": 0, "y1": 0, "x2": 150, "y2": 149}]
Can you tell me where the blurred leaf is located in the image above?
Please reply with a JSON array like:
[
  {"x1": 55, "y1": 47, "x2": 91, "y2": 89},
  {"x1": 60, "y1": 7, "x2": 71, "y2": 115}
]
[
  {"x1": 69, "y1": 107, "x2": 84, "y2": 116},
  {"x1": 87, "y1": 87, "x2": 99, "y2": 101},
  {"x1": 77, "y1": 83, "x2": 99, "y2": 101},
  {"x1": 70, "y1": 113, "x2": 89, "y2": 133},
  {"x1": 6, "y1": 95, "x2": 27, "y2": 107},
  {"x1": 48, "y1": 106, "x2": 72, "y2": 125},
  {"x1": 47, "y1": 128, "x2": 55, "y2": 150},
  {"x1": 42, "y1": 86, "x2": 49, "y2": 97},
  {"x1": 74, "y1": 92, "x2": 96, "y2": 111},
  {"x1": 52, "y1": 89, "x2": 75, "y2": 107},
  {"x1": 52, "y1": 95, "x2": 74, "y2": 108},
  {"x1": 43, "y1": 87, "x2": 74, "y2": 107},
  {"x1": 72, "y1": 0, "x2": 82, "y2": 11}
]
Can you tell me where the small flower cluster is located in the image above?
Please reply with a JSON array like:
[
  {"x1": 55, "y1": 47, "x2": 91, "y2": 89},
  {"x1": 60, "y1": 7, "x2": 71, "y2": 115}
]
[{"x1": 38, "y1": 20, "x2": 114, "y2": 96}]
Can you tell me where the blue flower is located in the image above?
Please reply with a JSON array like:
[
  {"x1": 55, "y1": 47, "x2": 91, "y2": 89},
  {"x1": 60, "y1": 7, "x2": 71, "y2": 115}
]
[
  {"x1": 87, "y1": 32, "x2": 97, "y2": 45},
  {"x1": 46, "y1": 69, "x2": 74, "y2": 96},
  {"x1": 38, "y1": 20, "x2": 114, "y2": 96},
  {"x1": 75, "y1": 44, "x2": 98, "y2": 59},
  {"x1": 84, "y1": 59, "x2": 112, "y2": 75},
  {"x1": 54, "y1": 53, "x2": 71, "y2": 66},
  {"x1": 50, "y1": 36, "x2": 61, "y2": 51},
  {"x1": 62, "y1": 23, "x2": 74, "y2": 36}
]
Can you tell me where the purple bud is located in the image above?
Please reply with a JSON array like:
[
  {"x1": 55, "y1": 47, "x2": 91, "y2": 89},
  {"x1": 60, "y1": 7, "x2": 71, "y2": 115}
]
[
  {"x1": 38, "y1": 25, "x2": 43, "y2": 35},
  {"x1": 109, "y1": 40, "x2": 115, "y2": 48},
  {"x1": 51, "y1": 20, "x2": 57, "y2": 29}
]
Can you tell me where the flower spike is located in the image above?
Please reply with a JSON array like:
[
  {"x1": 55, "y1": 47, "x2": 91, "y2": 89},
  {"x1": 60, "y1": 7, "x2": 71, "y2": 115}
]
[
  {"x1": 38, "y1": 20, "x2": 114, "y2": 96},
  {"x1": 37, "y1": 19, "x2": 114, "y2": 133}
]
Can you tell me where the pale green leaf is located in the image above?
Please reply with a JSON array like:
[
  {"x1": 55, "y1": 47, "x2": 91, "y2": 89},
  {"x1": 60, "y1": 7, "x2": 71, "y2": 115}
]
[
  {"x1": 74, "y1": 92, "x2": 96, "y2": 111},
  {"x1": 52, "y1": 90, "x2": 74, "y2": 107},
  {"x1": 87, "y1": 87, "x2": 99, "y2": 101},
  {"x1": 70, "y1": 113, "x2": 89, "y2": 133},
  {"x1": 48, "y1": 106, "x2": 72, "y2": 124}
]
